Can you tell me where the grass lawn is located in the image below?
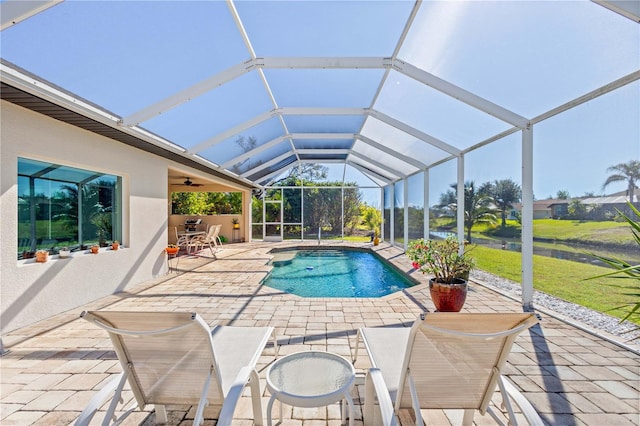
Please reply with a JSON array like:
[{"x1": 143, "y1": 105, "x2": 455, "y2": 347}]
[
  {"x1": 532, "y1": 219, "x2": 634, "y2": 246},
  {"x1": 469, "y1": 245, "x2": 640, "y2": 326},
  {"x1": 433, "y1": 217, "x2": 635, "y2": 247}
]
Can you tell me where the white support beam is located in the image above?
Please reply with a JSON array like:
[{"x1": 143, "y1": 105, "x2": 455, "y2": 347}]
[
  {"x1": 521, "y1": 125, "x2": 534, "y2": 309},
  {"x1": 277, "y1": 107, "x2": 368, "y2": 116},
  {"x1": 380, "y1": 189, "x2": 385, "y2": 237},
  {"x1": 189, "y1": 110, "x2": 275, "y2": 154},
  {"x1": 369, "y1": 109, "x2": 461, "y2": 156},
  {"x1": 296, "y1": 149, "x2": 350, "y2": 155},
  {"x1": 300, "y1": 159, "x2": 345, "y2": 164},
  {"x1": 220, "y1": 135, "x2": 288, "y2": 168},
  {"x1": 389, "y1": 184, "x2": 395, "y2": 244},
  {"x1": 356, "y1": 134, "x2": 427, "y2": 170},
  {"x1": 222, "y1": 132, "x2": 358, "y2": 170},
  {"x1": 349, "y1": 151, "x2": 405, "y2": 179},
  {"x1": 393, "y1": 59, "x2": 529, "y2": 129},
  {"x1": 456, "y1": 155, "x2": 465, "y2": 247},
  {"x1": 291, "y1": 132, "x2": 357, "y2": 140},
  {"x1": 258, "y1": 57, "x2": 391, "y2": 69},
  {"x1": 240, "y1": 152, "x2": 293, "y2": 178},
  {"x1": 404, "y1": 177, "x2": 409, "y2": 251},
  {"x1": 348, "y1": 162, "x2": 393, "y2": 184},
  {"x1": 122, "y1": 62, "x2": 251, "y2": 126},
  {"x1": 532, "y1": 70, "x2": 640, "y2": 125},
  {"x1": 1, "y1": 0, "x2": 62, "y2": 31},
  {"x1": 424, "y1": 170, "x2": 430, "y2": 240}
]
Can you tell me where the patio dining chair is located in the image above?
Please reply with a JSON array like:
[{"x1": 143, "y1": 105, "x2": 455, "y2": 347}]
[
  {"x1": 173, "y1": 226, "x2": 189, "y2": 252},
  {"x1": 76, "y1": 311, "x2": 278, "y2": 426},
  {"x1": 355, "y1": 312, "x2": 543, "y2": 426}
]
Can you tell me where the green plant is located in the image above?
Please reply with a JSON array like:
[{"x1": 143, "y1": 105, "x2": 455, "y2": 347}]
[
  {"x1": 167, "y1": 244, "x2": 179, "y2": 249},
  {"x1": 407, "y1": 236, "x2": 475, "y2": 283},
  {"x1": 584, "y1": 202, "x2": 640, "y2": 336},
  {"x1": 231, "y1": 217, "x2": 239, "y2": 225}
]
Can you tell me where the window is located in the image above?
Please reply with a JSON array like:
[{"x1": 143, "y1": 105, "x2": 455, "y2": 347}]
[{"x1": 17, "y1": 158, "x2": 122, "y2": 259}]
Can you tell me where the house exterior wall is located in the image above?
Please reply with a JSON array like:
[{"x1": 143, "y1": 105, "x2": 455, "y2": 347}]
[{"x1": 1, "y1": 100, "x2": 172, "y2": 333}]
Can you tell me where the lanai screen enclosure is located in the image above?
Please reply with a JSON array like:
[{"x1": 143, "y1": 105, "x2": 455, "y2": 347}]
[{"x1": 1, "y1": 0, "x2": 638, "y2": 309}]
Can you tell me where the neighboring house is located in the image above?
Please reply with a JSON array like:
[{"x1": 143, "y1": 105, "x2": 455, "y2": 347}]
[
  {"x1": 580, "y1": 189, "x2": 639, "y2": 219},
  {"x1": 511, "y1": 189, "x2": 639, "y2": 221},
  {"x1": 511, "y1": 199, "x2": 570, "y2": 219},
  {"x1": 581, "y1": 189, "x2": 639, "y2": 205}
]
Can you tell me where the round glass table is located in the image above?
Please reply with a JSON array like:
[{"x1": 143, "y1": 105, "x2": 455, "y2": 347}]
[{"x1": 266, "y1": 350, "x2": 356, "y2": 426}]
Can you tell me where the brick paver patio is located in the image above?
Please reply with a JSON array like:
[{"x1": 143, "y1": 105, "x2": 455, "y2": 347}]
[{"x1": 1, "y1": 242, "x2": 639, "y2": 425}]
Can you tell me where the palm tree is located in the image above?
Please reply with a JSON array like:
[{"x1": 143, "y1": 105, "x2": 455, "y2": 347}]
[
  {"x1": 487, "y1": 179, "x2": 522, "y2": 229},
  {"x1": 603, "y1": 160, "x2": 640, "y2": 204},
  {"x1": 449, "y1": 181, "x2": 497, "y2": 243}
]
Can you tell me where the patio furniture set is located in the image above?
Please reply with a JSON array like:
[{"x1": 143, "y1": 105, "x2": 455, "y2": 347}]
[
  {"x1": 174, "y1": 222, "x2": 224, "y2": 255},
  {"x1": 75, "y1": 310, "x2": 544, "y2": 426}
]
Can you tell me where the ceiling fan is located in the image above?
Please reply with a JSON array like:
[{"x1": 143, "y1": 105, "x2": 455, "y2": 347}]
[{"x1": 172, "y1": 177, "x2": 204, "y2": 187}]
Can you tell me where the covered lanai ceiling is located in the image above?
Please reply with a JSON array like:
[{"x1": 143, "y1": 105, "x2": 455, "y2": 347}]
[{"x1": 1, "y1": 0, "x2": 638, "y2": 189}]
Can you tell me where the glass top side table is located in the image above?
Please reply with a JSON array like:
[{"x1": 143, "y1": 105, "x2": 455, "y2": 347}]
[{"x1": 266, "y1": 350, "x2": 356, "y2": 426}]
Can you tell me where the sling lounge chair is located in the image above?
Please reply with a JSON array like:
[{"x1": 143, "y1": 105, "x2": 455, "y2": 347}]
[
  {"x1": 190, "y1": 224, "x2": 221, "y2": 256},
  {"x1": 355, "y1": 312, "x2": 543, "y2": 426},
  {"x1": 76, "y1": 311, "x2": 278, "y2": 426}
]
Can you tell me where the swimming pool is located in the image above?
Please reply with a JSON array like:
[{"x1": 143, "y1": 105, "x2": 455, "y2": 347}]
[{"x1": 264, "y1": 248, "x2": 415, "y2": 297}]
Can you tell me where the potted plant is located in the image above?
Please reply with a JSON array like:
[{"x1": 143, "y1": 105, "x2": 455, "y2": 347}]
[
  {"x1": 231, "y1": 217, "x2": 240, "y2": 229},
  {"x1": 373, "y1": 228, "x2": 380, "y2": 246},
  {"x1": 90, "y1": 244, "x2": 100, "y2": 254},
  {"x1": 406, "y1": 236, "x2": 475, "y2": 312},
  {"x1": 166, "y1": 244, "x2": 180, "y2": 255},
  {"x1": 58, "y1": 247, "x2": 71, "y2": 258},
  {"x1": 35, "y1": 249, "x2": 49, "y2": 263},
  {"x1": 111, "y1": 240, "x2": 120, "y2": 250}
]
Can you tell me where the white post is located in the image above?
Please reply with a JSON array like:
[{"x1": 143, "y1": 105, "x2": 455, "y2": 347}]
[
  {"x1": 341, "y1": 187, "x2": 345, "y2": 241},
  {"x1": 248, "y1": 193, "x2": 253, "y2": 242},
  {"x1": 404, "y1": 177, "x2": 409, "y2": 251},
  {"x1": 424, "y1": 170, "x2": 430, "y2": 240},
  {"x1": 380, "y1": 187, "x2": 384, "y2": 241},
  {"x1": 456, "y1": 155, "x2": 465, "y2": 249},
  {"x1": 389, "y1": 184, "x2": 395, "y2": 245},
  {"x1": 522, "y1": 124, "x2": 534, "y2": 309}
]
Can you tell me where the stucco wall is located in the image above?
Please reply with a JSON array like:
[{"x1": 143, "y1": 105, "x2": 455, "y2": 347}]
[{"x1": 0, "y1": 100, "x2": 173, "y2": 333}]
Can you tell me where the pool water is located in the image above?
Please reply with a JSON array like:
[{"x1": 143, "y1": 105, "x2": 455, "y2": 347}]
[{"x1": 264, "y1": 249, "x2": 414, "y2": 297}]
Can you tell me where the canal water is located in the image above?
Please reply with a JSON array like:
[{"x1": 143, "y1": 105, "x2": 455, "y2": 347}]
[{"x1": 430, "y1": 231, "x2": 639, "y2": 267}]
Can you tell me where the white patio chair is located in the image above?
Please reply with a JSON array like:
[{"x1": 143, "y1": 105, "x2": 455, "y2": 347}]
[
  {"x1": 191, "y1": 224, "x2": 221, "y2": 255},
  {"x1": 173, "y1": 226, "x2": 188, "y2": 252},
  {"x1": 355, "y1": 312, "x2": 543, "y2": 426},
  {"x1": 76, "y1": 311, "x2": 278, "y2": 426}
]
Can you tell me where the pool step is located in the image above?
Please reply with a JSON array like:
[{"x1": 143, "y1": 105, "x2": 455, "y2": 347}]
[{"x1": 270, "y1": 251, "x2": 296, "y2": 266}]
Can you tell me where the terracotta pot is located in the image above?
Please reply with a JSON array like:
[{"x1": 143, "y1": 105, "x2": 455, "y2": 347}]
[
  {"x1": 35, "y1": 252, "x2": 49, "y2": 263},
  {"x1": 90, "y1": 246, "x2": 99, "y2": 254},
  {"x1": 166, "y1": 247, "x2": 179, "y2": 255},
  {"x1": 428, "y1": 278, "x2": 468, "y2": 312},
  {"x1": 111, "y1": 243, "x2": 119, "y2": 250}
]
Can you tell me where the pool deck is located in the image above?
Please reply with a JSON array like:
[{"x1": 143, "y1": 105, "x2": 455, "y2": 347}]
[{"x1": 1, "y1": 241, "x2": 639, "y2": 425}]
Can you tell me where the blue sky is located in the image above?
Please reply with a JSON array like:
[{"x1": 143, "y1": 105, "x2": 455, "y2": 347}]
[{"x1": 1, "y1": 0, "x2": 638, "y2": 206}]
